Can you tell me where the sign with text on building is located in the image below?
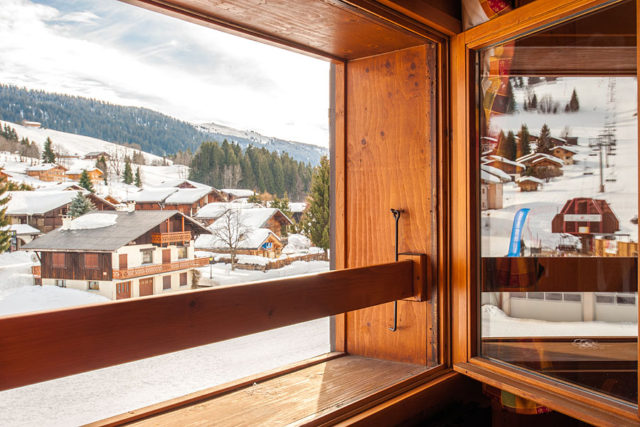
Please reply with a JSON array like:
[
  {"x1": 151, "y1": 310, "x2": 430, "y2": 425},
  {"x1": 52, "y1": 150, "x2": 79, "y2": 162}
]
[{"x1": 564, "y1": 214, "x2": 602, "y2": 222}]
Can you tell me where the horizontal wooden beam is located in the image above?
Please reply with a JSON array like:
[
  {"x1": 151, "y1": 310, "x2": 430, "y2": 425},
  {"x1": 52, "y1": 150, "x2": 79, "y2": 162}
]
[
  {"x1": 0, "y1": 260, "x2": 414, "y2": 391},
  {"x1": 482, "y1": 257, "x2": 637, "y2": 293}
]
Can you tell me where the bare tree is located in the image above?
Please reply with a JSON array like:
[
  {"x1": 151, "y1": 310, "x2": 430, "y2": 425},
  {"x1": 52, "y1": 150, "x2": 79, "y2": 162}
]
[
  {"x1": 108, "y1": 148, "x2": 125, "y2": 177},
  {"x1": 211, "y1": 209, "x2": 249, "y2": 270}
]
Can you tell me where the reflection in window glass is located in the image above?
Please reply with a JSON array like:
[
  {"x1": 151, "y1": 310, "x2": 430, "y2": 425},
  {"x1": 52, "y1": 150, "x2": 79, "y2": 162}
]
[{"x1": 479, "y1": 0, "x2": 637, "y2": 402}]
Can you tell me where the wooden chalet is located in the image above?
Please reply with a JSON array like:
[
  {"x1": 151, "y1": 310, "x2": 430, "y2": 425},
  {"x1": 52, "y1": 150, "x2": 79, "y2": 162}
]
[
  {"x1": 196, "y1": 228, "x2": 284, "y2": 258},
  {"x1": 26, "y1": 163, "x2": 67, "y2": 182},
  {"x1": 83, "y1": 151, "x2": 111, "y2": 160},
  {"x1": 7, "y1": 190, "x2": 116, "y2": 233},
  {"x1": 5, "y1": 1, "x2": 640, "y2": 426},
  {"x1": 516, "y1": 176, "x2": 543, "y2": 192},
  {"x1": 128, "y1": 186, "x2": 223, "y2": 216},
  {"x1": 552, "y1": 145, "x2": 579, "y2": 165},
  {"x1": 23, "y1": 210, "x2": 210, "y2": 300},
  {"x1": 197, "y1": 206, "x2": 293, "y2": 237},
  {"x1": 517, "y1": 152, "x2": 564, "y2": 177},
  {"x1": 65, "y1": 167, "x2": 104, "y2": 183}
]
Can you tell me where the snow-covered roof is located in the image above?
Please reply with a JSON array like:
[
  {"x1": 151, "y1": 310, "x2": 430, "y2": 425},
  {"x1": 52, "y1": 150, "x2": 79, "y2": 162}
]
[
  {"x1": 1, "y1": 224, "x2": 41, "y2": 235},
  {"x1": 195, "y1": 202, "x2": 239, "y2": 219},
  {"x1": 516, "y1": 176, "x2": 544, "y2": 184},
  {"x1": 26, "y1": 163, "x2": 66, "y2": 172},
  {"x1": 64, "y1": 213, "x2": 118, "y2": 230},
  {"x1": 481, "y1": 170, "x2": 501, "y2": 184},
  {"x1": 235, "y1": 208, "x2": 293, "y2": 228},
  {"x1": 553, "y1": 145, "x2": 579, "y2": 154},
  {"x1": 485, "y1": 155, "x2": 525, "y2": 168},
  {"x1": 156, "y1": 179, "x2": 212, "y2": 190},
  {"x1": 195, "y1": 228, "x2": 279, "y2": 250},
  {"x1": 221, "y1": 189, "x2": 255, "y2": 198},
  {"x1": 164, "y1": 188, "x2": 211, "y2": 205},
  {"x1": 481, "y1": 136, "x2": 498, "y2": 142},
  {"x1": 532, "y1": 155, "x2": 563, "y2": 166},
  {"x1": 6, "y1": 190, "x2": 77, "y2": 215},
  {"x1": 282, "y1": 234, "x2": 311, "y2": 254},
  {"x1": 480, "y1": 165, "x2": 511, "y2": 182},
  {"x1": 23, "y1": 210, "x2": 209, "y2": 252},
  {"x1": 289, "y1": 202, "x2": 307, "y2": 213},
  {"x1": 126, "y1": 187, "x2": 178, "y2": 203},
  {"x1": 517, "y1": 152, "x2": 563, "y2": 166}
]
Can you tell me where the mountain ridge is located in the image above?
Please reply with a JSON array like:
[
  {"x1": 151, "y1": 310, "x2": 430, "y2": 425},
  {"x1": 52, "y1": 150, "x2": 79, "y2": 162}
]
[{"x1": 0, "y1": 84, "x2": 327, "y2": 165}]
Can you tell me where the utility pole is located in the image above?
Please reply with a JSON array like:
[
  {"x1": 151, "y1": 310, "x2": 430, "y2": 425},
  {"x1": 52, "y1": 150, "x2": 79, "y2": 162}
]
[{"x1": 599, "y1": 143, "x2": 605, "y2": 193}]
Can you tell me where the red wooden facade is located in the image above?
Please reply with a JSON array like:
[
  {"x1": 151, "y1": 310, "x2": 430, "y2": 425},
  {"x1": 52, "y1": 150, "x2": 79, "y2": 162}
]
[{"x1": 552, "y1": 198, "x2": 620, "y2": 235}]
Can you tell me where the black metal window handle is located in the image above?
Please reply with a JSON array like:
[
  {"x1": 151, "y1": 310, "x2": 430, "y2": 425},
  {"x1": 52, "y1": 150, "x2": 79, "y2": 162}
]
[{"x1": 389, "y1": 208, "x2": 403, "y2": 332}]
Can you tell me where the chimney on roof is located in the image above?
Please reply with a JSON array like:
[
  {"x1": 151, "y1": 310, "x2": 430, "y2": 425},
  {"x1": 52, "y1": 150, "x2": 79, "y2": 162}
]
[{"x1": 61, "y1": 215, "x2": 72, "y2": 230}]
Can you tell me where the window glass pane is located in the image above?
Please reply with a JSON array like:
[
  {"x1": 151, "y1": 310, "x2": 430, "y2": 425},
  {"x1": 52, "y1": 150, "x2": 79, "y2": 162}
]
[{"x1": 479, "y1": 0, "x2": 637, "y2": 402}]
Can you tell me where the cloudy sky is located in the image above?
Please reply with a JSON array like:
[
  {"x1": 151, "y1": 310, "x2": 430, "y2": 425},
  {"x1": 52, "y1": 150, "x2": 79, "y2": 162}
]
[{"x1": 0, "y1": 0, "x2": 330, "y2": 146}]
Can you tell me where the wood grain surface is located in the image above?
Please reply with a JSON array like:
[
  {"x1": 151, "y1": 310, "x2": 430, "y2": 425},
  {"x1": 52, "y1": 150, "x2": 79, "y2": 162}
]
[{"x1": 344, "y1": 44, "x2": 437, "y2": 365}]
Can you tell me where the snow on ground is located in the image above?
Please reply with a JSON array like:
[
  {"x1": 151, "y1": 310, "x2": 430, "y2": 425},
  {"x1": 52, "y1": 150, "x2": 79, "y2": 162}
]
[
  {"x1": 197, "y1": 260, "x2": 329, "y2": 287},
  {"x1": 483, "y1": 77, "x2": 638, "y2": 256},
  {"x1": 482, "y1": 304, "x2": 636, "y2": 337}
]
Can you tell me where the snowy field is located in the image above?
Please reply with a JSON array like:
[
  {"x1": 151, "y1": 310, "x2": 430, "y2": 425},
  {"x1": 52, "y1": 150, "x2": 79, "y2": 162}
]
[
  {"x1": 484, "y1": 77, "x2": 638, "y2": 256},
  {"x1": 0, "y1": 252, "x2": 330, "y2": 426},
  {"x1": 482, "y1": 304, "x2": 637, "y2": 337}
]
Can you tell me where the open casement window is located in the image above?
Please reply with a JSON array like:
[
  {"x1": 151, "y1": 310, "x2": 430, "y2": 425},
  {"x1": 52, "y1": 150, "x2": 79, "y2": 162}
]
[
  {"x1": 0, "y1": 1, "x2": 452, "y2": 425},
  {"x1": 452, "y1": 0, "x2": 640, "y2": 422}
]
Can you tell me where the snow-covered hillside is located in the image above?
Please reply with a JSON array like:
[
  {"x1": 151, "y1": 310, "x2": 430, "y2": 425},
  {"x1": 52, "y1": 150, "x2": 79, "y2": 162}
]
[{"x1": 483, "y1": 77, "x2": 638, "y2": 256}]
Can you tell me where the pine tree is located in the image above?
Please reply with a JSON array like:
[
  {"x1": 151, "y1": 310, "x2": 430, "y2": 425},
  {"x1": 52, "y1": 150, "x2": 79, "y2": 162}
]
[
  {"x1": 247, "y1": 193, "x2": 262, "y2": 205},
  {"x1": 536, "y1": 124, "x2": 553, "y2": 154},
  {"x1": 68, "y1": 192, "x2": 96, "y2": 218},
  {"x1": 504, "y1": 131, "x2": 517, "y2": 160},
  {"x1": 42, "y1": 137, "x2": 55, "y2": 163},
  {"x1": 123, "y1": 157, "x2": 133, "y2": 184},
  {"x1": 0, "y1": 172, "x2": 13, "y2": 252},
  {"x1": 530, "y1": 93, "x2": 538, "y2": 110},
  {"x1": 518, "y1": 124, "x2": 532, "y2": 158},
  {"x1": 569, "y1": 89, "x2": 580, "y2": 112},
  {"x1": 79, "y1": 169, "x2": 94, "y2": 193},
  {"x1": 506, "y1": 80, "x2": 516, "y2": 114},
  {"x1": 135, "y1": 167, "x2": 142, "y2": 187},
  {"x1": 95, "y1": 155, "x2": 108, "y2": 179},
  {"x1": 302, "y1": 156, "x2": 330, "y2": 252}
]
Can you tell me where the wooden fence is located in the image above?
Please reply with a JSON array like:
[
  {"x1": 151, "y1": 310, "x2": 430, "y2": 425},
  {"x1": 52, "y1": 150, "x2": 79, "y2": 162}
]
[{"x1": 213, "y1": 252, "x2": 328, "y2": 271}]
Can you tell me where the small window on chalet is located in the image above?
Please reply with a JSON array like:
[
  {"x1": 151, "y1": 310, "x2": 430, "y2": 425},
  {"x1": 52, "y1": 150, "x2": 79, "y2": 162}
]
[
  {"x1": 84, "y1": 254, "x2": 99, "y2": 269},
  {"x1": 141, "y1": 249, "x2": 153, "y2": 264},
  {"x1": 52, "y1": 253, "x2": 65, "y2": 268},
  {"x1": 180, "y1": 272, "x2": 187, "y2": 286},
  {"x1": 88, "y1": 281, "x2": 100, "y2": 290},
  {"x1": 163, "y1": 275, "x2": 171, "y2": 290}
]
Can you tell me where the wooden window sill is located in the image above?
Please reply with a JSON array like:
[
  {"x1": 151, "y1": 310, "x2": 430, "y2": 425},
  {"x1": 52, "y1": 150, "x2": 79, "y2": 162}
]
[
  {"x1": 92, "y1": 354, "x2": 444, "y2": 426},
  {"x1": 455, "y1": 359, "x2": 639, "y2": 426}
]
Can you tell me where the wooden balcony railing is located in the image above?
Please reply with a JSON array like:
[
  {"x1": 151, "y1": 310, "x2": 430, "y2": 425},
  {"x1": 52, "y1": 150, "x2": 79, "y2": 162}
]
[
  {"x1": 113, "y1": 257, "x2": 208, "y2": 279},
  {"x1": 151, "y1": 231, "x2": 191, "y2": 245}
]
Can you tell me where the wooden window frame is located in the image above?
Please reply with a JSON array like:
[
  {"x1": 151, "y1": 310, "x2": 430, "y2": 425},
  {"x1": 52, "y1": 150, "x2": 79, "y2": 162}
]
[
  {"x1": 162, "y1": 275, "x2": 171, "y2": 290},
  {"x1": 0, "y1": 1, "x2": 456, "y2": 424},
  {"x1": 450, "y1": 0, "x2": 640, "y2": 422}
]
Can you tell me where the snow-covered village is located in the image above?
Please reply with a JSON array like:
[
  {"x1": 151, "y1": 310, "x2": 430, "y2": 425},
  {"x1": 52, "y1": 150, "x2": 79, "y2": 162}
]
[{"x1": 480, "y1": 76, "x2": 638, "y2": 339}]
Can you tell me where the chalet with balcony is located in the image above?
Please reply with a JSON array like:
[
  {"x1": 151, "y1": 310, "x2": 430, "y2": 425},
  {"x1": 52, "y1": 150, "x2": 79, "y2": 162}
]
[
  {"x1": 23, "y1": 210, "x2": 210, "y2": 300},
  {"x1": 7, "y1": 190, "x2": 116, "y2": 233},
  {"x1": 26, "y1": 164, "x2": 68, "y2": 182},
  {"x1": 516, "y1": 176, "x2": 543, "y2": 192}
]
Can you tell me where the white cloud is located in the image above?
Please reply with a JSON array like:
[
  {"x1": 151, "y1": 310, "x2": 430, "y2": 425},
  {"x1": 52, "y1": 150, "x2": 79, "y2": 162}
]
[{"x1": 0, "y1": 0, "x2": 330, "y2": 146}]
